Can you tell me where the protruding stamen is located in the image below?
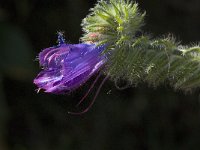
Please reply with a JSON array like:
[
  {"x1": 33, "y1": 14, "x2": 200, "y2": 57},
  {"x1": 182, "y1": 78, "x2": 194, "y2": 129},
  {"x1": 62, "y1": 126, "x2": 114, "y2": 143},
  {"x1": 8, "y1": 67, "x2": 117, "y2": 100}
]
[
  {"x1": 76, "y1": 73, "x2": 101, "y2": 107},
  {"x1": 68, "y1": 75, "x2": 109, "y2": 115},
  {"x1": 57, "y1": 31, "x2": 66, "y2": 46}
]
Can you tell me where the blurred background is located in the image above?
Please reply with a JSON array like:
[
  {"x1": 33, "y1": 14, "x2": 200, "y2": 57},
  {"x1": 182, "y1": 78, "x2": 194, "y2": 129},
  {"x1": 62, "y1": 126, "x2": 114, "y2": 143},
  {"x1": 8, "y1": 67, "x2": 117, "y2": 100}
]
[{"x1": 0, "y1": 0, "x2": 200, "y2": 150}]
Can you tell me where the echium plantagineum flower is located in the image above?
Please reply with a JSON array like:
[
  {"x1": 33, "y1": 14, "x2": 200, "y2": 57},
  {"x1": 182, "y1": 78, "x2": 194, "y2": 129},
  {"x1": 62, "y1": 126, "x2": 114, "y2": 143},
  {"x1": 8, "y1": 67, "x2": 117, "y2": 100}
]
[
  {"x1": 35, "y1": 0, "x2": 200, "y2": 114},
  {"x1": 34, "y1": 32, "x2": 107, "y2": 94}
]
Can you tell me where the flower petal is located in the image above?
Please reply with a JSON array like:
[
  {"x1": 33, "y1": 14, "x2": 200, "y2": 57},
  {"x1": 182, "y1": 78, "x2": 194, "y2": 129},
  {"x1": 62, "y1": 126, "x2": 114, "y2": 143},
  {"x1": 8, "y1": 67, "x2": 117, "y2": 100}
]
[{"x1": 34, "y1": 43, "x2": 106, "y2": 94}]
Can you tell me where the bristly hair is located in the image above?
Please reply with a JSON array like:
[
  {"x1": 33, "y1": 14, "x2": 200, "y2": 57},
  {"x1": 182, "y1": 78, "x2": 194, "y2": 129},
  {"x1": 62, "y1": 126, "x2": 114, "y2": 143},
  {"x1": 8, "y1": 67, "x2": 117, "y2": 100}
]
[{"x1": 81, "y1": 0, "x2": 200, "y2": 92}]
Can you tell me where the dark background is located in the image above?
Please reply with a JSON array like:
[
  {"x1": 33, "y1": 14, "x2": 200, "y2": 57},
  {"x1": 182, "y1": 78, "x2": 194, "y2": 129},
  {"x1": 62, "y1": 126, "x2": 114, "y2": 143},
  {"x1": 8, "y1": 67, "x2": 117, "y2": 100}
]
[{"x1": 1, "y1": 0, "x2": 200, "y2": 150}]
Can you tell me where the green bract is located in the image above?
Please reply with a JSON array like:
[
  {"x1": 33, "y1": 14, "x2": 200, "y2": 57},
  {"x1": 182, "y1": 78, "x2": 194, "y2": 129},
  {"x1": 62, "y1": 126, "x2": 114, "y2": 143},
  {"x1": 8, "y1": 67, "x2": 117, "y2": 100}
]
[
  {"x1": 81, "y1": 0, "x2": 200, "y2": 92},
  {"x1": 81, "y1": 0, "x2": 145, "y2": 45}
]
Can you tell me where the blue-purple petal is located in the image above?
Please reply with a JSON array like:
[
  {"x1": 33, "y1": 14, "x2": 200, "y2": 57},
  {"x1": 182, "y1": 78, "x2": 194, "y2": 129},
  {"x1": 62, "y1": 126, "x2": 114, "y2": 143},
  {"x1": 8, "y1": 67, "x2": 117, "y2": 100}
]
[{"x1": 34, "y1": 43, "x2": 106, "y2": 94}]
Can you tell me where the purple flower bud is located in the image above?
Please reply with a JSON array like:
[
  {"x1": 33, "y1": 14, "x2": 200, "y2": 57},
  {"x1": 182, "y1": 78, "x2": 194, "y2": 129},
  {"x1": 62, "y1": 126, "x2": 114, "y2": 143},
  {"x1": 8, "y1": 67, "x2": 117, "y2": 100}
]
[{"x1": 34, "y1": 34, "x2": 106, "y2": 94}]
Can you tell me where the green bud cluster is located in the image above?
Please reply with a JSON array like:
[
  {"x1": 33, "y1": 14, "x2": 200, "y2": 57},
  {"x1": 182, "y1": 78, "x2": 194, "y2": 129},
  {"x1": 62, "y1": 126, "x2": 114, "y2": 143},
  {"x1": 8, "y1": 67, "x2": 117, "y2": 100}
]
[
  {"x1": 81, "y1": 0, "x2": 200, "y2": 92},
  {"x1": 81, "y1": 0, "x2": 145, "y2": 45}
]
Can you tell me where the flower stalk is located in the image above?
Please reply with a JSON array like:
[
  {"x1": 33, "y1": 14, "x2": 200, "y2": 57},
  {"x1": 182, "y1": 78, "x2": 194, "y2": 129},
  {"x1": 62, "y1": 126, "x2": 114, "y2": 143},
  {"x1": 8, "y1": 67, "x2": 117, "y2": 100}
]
[{"x1": 81, "y1": 0, "x2": 200, "y2": 92}]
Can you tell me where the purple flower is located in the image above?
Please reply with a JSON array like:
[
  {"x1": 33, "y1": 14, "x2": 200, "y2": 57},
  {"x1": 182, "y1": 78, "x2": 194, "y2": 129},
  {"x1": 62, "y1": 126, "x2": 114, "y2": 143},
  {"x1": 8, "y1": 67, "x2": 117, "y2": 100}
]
[{"x1": 34, "y1": 33, "x2": 106, "y2": 94}]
